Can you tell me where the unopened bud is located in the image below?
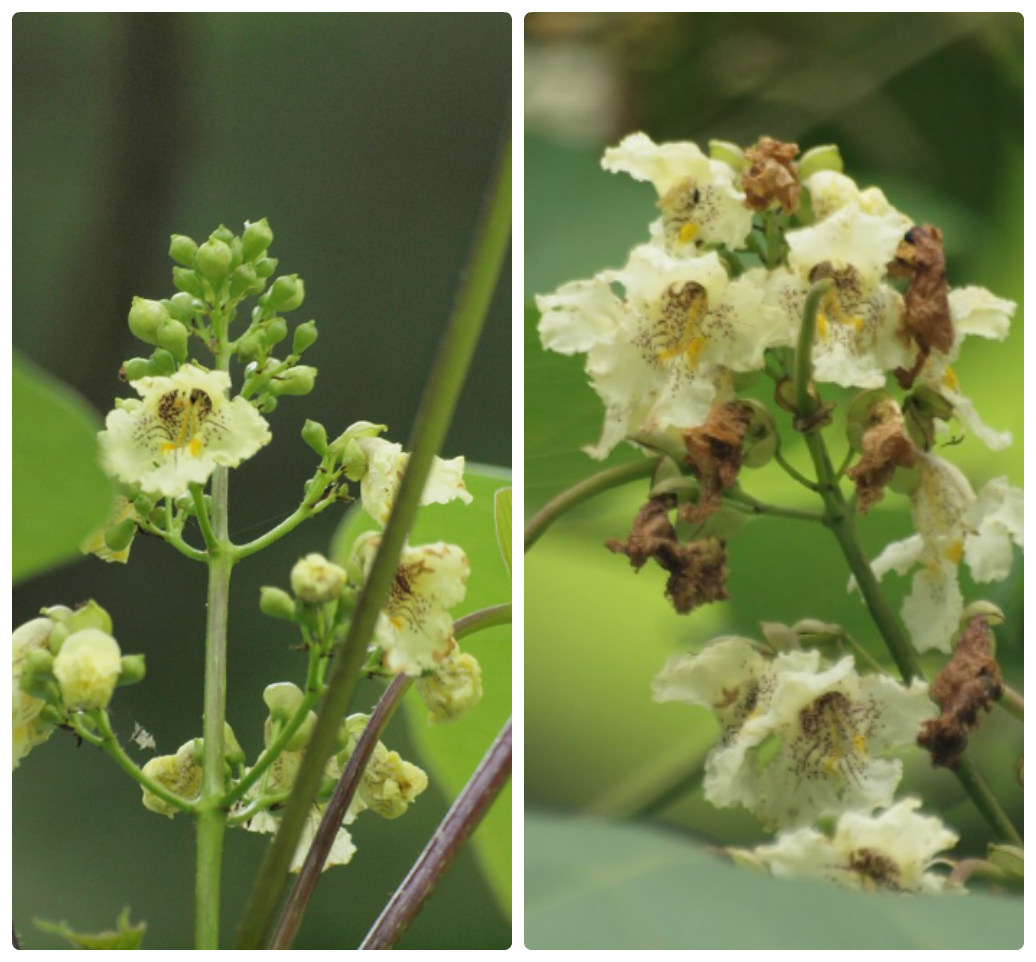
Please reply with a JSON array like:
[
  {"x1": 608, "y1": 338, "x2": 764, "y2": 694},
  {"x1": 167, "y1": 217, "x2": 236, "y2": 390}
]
[
  {"x1": 709, "y1": 139, "x2": 745, "y2": 171},
  {"x1": 104, "y1": 518, "x2": 138, "y2": 554},
  {"x1": 121, "y1": 358, "x2": 150, "y2": 381},
  {"x1": 242, "y1": 218, "x2": 274, "y2": 261},
  {"x1": 253, "y1": 256, "x2": 278, "y2": 279},
  {"x1": 172, "y1": 267, "x2": 206, "y2": 299},
  {"x1": 156, "y1": 320, "x2": 189, "y2": 361},
  {"x1": 195, "y1": 238, "x2": 233, "y2": 286},
  {"x1": 259, "y1": 586, "x2": 296, "y2": 621},
  {"x1": 269, "y1": 365, "x2": 317, "y2": 397},
  {"x1": 128, "y1": 298, "x2": 170, "y2": 346},
  {"x1": 798, "y1": 144, "x2": 844, "y2": 179},
  {"x1": 290, "y1": 554, "x2": 347, "y2": 604},
  {"x1": 268, "y1": 274, "x2": 305, "y2": 311},
  {"x1": 52, "y1": 629, "x2": 122, "y2": 710},
  {"x1": 229, "y1": 264, "x2": 258, "y2": 299},
  {"x1": 292, "y1": 319, "x2": 318, "y2": 354},
  {"x1": 117, "y1": 653, "x2": 146, "y2": 686},
  {"x1": 263, "y1": 317, "x2": 288, "y2": 347},
  {"x1": 148, "y1": 349, "x2": 177, "y2": 377},
  {"x1": 169, "y1": 234, "x2": 198, "y2": 267},
  {"x1": 301, "y1": 419, "x2": 328, "y2": 455},
  {"x1": 263, "y1": 681, "x2": 305, "y2": 720}
]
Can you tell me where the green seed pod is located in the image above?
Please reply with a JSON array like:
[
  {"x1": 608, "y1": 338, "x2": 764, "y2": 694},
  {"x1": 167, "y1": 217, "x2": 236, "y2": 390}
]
[
  {"x1": 242, "y1": 218, "x2": 274, "y2": 261},
  {"x1": 293, "y1": 319, "x2": 318, "y2": 354},
  {"x1": 172, "y1": 267, "x2": 206, "y2": 299},
  {"x1": 195, "y1": 238, "x2": 233, "y2": 286},
  {"x1": 117, "y1": 653, "x2": 146, "y2": 686},
  {"x1": 798, "y1": 144, "x2": 844, "y2": 179},
  {"x1": 269, "y1": 365, "x2": 317, "y2": 397},
  {"x1": 253, "y1": 256, "x2": 278, "y2": 279},
  {"x1": 259, "y1": 586, "x2": 296, "y2": 621},
  {"x1": 104, "y1": 518, "x2": 138, "y2": 553},
  {"x1": 147, "y1": 348, "x2": 177, "y2": 377},
  {"x1": 229, "y1": 264, "x2": 258, "y2": 299},
  {"x1": 127, "y1": 297, "x2": 170, "y2": 345},
  {"x1": 168, "y1": 234, "x2": 198, "y2": 267},
  {"x1": 301, "y1": 419, "x2": 328, "y2": 455},
  {"x1": 156, "y1": 320, "x2": 189, "y2": 361},
  {"x1": 121, "y1": 357, "x2": 150, "y2": 381}
]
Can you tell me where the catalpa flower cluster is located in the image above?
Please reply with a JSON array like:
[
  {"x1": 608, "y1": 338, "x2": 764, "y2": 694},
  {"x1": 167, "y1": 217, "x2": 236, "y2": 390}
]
[{"x1": 538, "y1": 134, "x2": 1023, "y2": 894}]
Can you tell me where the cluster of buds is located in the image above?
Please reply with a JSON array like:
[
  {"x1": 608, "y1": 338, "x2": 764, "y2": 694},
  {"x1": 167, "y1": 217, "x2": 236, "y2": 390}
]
[{"x1": 13, "y1": 601, "x2": 145, "y2": 769}]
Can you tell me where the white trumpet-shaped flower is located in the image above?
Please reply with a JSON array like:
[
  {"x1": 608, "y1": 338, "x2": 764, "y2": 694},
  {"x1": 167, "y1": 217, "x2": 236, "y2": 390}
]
[
  {"x1": 654, "y1": 637, "x2": 934, "y2": 829},
  {"x1": 602, "y1": 132, "x2": 754, "y2": 255},
  {"x1": 865, "y1": 453, "x2": 1022, "y2": 653},
  {"x1": 751, "y1": 798, "x2": 959, "y2": 893},
  {"x1": 99, "y1": 365, "x2": 270, "y2": 498},
  {"x1": 538, "y1": 246, "x2": 788, "y2": 458}
]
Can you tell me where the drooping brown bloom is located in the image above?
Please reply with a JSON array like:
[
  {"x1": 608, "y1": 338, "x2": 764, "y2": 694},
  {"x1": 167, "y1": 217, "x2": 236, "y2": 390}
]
[
  {"x1": 741, "y1": 137, "x2": 801, "y2": 214},
  {"x1": 889, "y1": 224, "x2": 953, "y2": 389},
  {"x1": 846, "y1": 398, "x2": 918, "y2": 514},
  {"x1": 606, "y1": 495, "x2": 730, "y2": 614},
  {"x1": 917, "y1": 616, "x2": 1003, "y2": 770},
  {"x1": 681, "y1": 401, "x2": 753, "y2": 522}
]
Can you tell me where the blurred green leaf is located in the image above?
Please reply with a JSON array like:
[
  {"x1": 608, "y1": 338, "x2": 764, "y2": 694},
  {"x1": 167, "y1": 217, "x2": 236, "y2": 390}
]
[
  {"x1": 493, "y1": 487, "x2": 512, "y2": 574},
  {"x1": 525, "y1": 813, "x2": 1022, "y2": 949},
  {"x1": 332, "y1": 465, "x2": 512, "y2": 914},
  {"x1": 13, "y1": 353, "x2": 113, "y2": 584},
  {"x1": 33, "y1": 906, "x2": 146, "y2": 949}
]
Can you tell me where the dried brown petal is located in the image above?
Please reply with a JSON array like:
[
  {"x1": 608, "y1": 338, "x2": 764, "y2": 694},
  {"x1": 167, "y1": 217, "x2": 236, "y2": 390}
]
[
  {"x1": 741, "y1": 136, "x2": 800, "y2": 214},
  {"x1": 681, "y1": 402, "x2": 753, "y2": 522},
  {"x1": 606, "y1": 496, "x2": 729, "y2": 614},
  {"x1": 917, "y1": 616, "x2": 1003, "y2": 770},
  {"x1": 846, "y1": 399, "x2": 918, "y2": 514},
  {"x1": 889, "y1": 225, "x2": 953, "y2": 389}
]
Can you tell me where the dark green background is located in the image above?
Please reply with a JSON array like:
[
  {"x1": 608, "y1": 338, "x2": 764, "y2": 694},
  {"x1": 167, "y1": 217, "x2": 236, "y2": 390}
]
[
  {"x1": 525, "y1": 11, "x2": 1022, "y2": 948},
  {"x1": 13, "y1": 12, "x2": 510, "y2": 950}
]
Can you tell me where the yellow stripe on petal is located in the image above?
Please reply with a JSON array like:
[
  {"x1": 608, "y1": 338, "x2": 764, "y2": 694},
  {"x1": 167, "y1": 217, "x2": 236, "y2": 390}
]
[{"x1": 679, "y1": 222, "x2": 700, "y2": 244}]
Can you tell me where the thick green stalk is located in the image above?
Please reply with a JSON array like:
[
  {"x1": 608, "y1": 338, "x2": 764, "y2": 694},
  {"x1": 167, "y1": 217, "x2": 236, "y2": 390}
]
[
  {"x1": 195, "y1": 344, "x2": 234, "y2": 949},
  {"x1": 234, "y1": 126, "x2": 511, "y2": 950}
]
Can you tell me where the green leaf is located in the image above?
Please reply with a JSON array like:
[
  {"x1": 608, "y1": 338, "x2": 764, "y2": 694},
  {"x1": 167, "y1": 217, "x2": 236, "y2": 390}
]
[
  {"x1": 525, "y1": 813, "x2": 1023, "y2": 949},
  {"x1": 34, "y1": 906, "x2": 147, "y2": 949},
  {"x1": 524, "y1": 303, "x2": 640, "y2": 515},
  {"x1": 13, "y1": 353, "x2": 114, "y2": 584},
  {"x1": 332, "y1": 465, "x2": 512, "y2": 914},
  {"x1": 494, "y1": 487, "x2": 512, "y2": 574}
]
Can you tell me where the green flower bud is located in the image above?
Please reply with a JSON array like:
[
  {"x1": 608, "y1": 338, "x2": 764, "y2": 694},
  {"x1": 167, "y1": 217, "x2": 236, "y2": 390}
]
[
  {"x1": 66, "y1": 599, "x2": 114, "y2": 637},
  {"x1": 269, "y1": 365, "x2": 317, "y2": 397},
  {"x1": 887, "y1": 463, "x2": 921, "y2": 496},
  {"x1": 46, "y1": 623, "x2": 70, "y2": 655},
  {"x1": 709, "y1": 139, "x2": 745, "y2": 171},
  {"x1": 329, "y1": 420, "x2": 387, "y2": 464},
  {"x1": 268, "y1": 274, "x2": 304, "y2": 311},
  {"x1": 41, "y1": 605, "x2": 75, "y2": 625},
  {"x1": 236, "y1": 331, "x2": 266, "y2": 362},
  {"x1": 128, "y1": 297, "x2": 170, "y2": 346},
  {"x1": 121, "y1": 357, "x2": 151, "y2": 381},
  {"x1": 223, "y1": 722, "x2": 246, "y2": 766},
  {"x1": 846, "y1": 389, "x2": 892, "y2": 453},
  {"x1": 301, "y1": 419, "x2": 328, "y2": 455},
  {"x1": 169, "y1": 291, "x2": 205, "y2": 318},
  {"x1": 798, "y1": 144, "x2": 844, "y2": 179},
  {"x1": 258, "y1": 394, "x2": 278, "y2": 414},
  {"x1": 195, "y1": 238, "x2": 233, "y2": 286},
  {"x1": 169, "y1": 234, "x2": 198, "y2": 267},
  {"x1": 132, "y1": 494, "x2": 154, "y2": 516},
  {"x1": 172, "y1": 267, "x2": 206, "y2": 299},
  {"x1": 259, "y1": 586, "x2": 296, "y2": 621},
  {"x1": 291, "y1": 553, "x2": 347, "y2": 604},
  {"x1": 117, "y1": 653, "x2": 146, "y2": 686},
  {"x1": 211, "y1": 224, "x2": 235, "y2": 245},
  {"x1": 292, "y1": 319, "x2": 318, "y2": 354},
  {"x1": 242, "y1": 218, "x2": 274, "y2": 261},
  {"x1": 333, "y1": 586, "x2": 358, "y2": 624},
  {"x1": 229, "y1": 264, "x2": 258, "y2": 299},
  {"x1": 52, "y1": 629, "x2": 122, "y2": 710},
  {"x1": 263, "y1": 317, "x2": 288, "y2": 347},
  {"x1": 148, "y1": 349, "x2": 177, "y2": 377},
  {"x1": 104, "y1": 517, "x2": 138, "y2": 554},
  {"x1": 20, "y1": 647, "x2": 58, "y2": 702},
  {"x1": 253, "y1": 256, "x2": 278, "y2": 279},
  {"x1": 263, "y1": 681, "x2": 305, "y2": 720},
  {"x1": 265, "y1": 708, "x2": 317, "y2": 752},
  {"x1": 156, "y1": 320, "x2": 189, "y2": 361}
]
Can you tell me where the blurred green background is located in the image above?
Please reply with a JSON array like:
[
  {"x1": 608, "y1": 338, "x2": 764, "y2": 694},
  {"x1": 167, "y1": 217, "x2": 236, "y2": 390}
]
[
  {"x1": 525, "y1": 11, "x2": 1021, "y2": 946},
  {"x1": 13, "y1": 12, "x2": 510, "y2": 950}
]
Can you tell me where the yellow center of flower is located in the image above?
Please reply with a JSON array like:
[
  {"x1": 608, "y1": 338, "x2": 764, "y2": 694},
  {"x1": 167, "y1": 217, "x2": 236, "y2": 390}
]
[
  {"x1": 158, "y1": 388, "x2": 213, "y2": 458},
  {"x1": 941, "y1": 367, "x2": 959, "y2": 391},
  {"x1": 657, "y1": 284, "x2": 709, "y2": 367},
  {"x1": 679, "y1": 222, "x2": 700, "y2": 244},
  {"x1": 819, "y1": 291, "x2": 864, "y2": 334}
]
